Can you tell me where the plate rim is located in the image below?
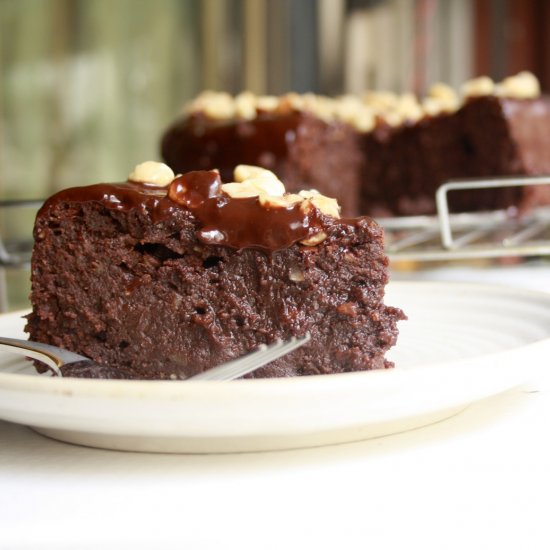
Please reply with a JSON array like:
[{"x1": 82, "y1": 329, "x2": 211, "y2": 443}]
[{"x1": 1, "y1": 279, "x2": 548, "y2": 451}]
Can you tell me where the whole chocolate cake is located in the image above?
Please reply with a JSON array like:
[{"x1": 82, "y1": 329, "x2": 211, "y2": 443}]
[
  {"x1": 26, "y1": 162, "x2": 405, "y2": 380},
  {"x1": 161, "y1": 72, "x2": 550, "y2": 217}
]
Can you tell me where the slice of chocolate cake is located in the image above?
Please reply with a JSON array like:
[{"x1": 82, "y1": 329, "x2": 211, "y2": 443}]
[{"x1": 26, "y1": 162, "x2": 405, "y2": 380}]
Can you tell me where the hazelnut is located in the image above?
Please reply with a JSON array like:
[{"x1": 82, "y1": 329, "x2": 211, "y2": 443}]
[
  {"x1": 425, "y1": 83, "x2": 459, "y2": 114},
  {"x1": 289, "y1": 266, "x2": 305, "y2": 282},
  {"x1": 259, "y1": 194, "x2": 302, "y2": 209},
  {"x1": 278, "y1": 93, "x2": 306, "y2": 113},
  {"x1": 334, "y1": 96, "x2": 359, "y2": 121},
  {"x1": 422, "y1": 98, "x2": 443, "y2": 117},
  {"x1": 256, "y1": 95, "x2": 279, "y2": 111},
  {"x1": 300, "y1": 231, "x2": 328, "y2": 246},
  {"x1": 497, "y1": 71, "x2": 540, "y2": 99},
  {"x1": 428, "y1": 83, "x2": 458, "y2": 104},
  {"x1": 128, "y1": 161, "x2": 175, "y2": 186},
  {"x1": 234, "y1": 166, "x2": 286, "y2": 196},
  {"x1": 394, "y1": 94, "x2": 423, "y2": 122},
  {"x1": 234, "y1": 165, "x2": 276, "y2": 183},
  {"x1": 383, "y1": 111, "x2": 405, "y2": 127},
  {"x1": 222, "y1": 166, "x2": 286, "y2": 198},
  {"x1": 335, "y1": 97, "x2": 375, "y2": 132},
  {"x1": 299, "y1": 191, "x2": 340, "y2": 219},
  {"x1": 362, "y1": 91, "x2": 399, "y2": 113},
  {"x1": 306, "y1": 95, "x2": 336, "y2": 123},
  {"x1": 183, "y1": 91, "x2": 211, "y2": 114},
  {"x1": 311, "y1": 195, "x2": 340, "y2": 218},
  {"x1": 461, "y1": 76, "x2": 495, "y2": 97},
  {"x1": 202, "y1": 92, "x2": 236, "y2": 120},
  {"x1": 298, "y1": 189, "x2": 320, "y2": 199},
  {"x1": 249, "y1": 176, "x2": 286, "y2": 196},
  {"x1": 221, "y1": 182, "x2": 264, "y2": 198},
  {"x1": 235, "y1": 91, "x2": 257, "y2": 120},
  {"x1": 351, "y1": 108, "x2": 375, "y2": 132}
]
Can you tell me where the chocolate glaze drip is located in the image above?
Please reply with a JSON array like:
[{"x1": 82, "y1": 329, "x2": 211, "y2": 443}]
[
  {"x1": 40, "y1": 170, "x2": 356, "y2": 251},
  {"x1": 41, "y1": 183, "x2": 167, "y2": 213}
]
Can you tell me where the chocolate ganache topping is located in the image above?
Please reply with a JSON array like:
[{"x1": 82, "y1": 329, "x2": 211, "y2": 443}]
[{"x1": 40, "y1": 163, "x2": 351, "y2": 252}]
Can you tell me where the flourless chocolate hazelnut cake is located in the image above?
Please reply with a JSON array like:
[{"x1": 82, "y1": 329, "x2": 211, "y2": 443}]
[
  {"x1": 26, "y1": 162, "x2": 405, "y2": 380},
  {"x1": 162, "y1": 72, "x2": 550, "y2": 217}
]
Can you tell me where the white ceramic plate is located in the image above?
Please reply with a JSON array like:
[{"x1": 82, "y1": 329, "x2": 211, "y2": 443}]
[{"x1": 0, "y1": 281, "x2": 548, "y2": 454}]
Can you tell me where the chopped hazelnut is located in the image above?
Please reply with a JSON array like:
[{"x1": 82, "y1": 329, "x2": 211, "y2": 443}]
[
  {"x1": 289, "y1": 266, "x2": 305, "y2": 282},
  {"x1": 252, "y1": 176, "x2": 286, "y2": 196},
  {"x1": 222, "y1": 166, "x2": 286, "y2": 198},
  {"x1": 278, "y1": 92, "x2": 306, "y2": 113},
  {"x1": 351, "y1": 109, "x2": 376, "y2": 132},
  {"x1": 363, "y1": 91, "x2": 399, "y2": 112},
  {"x1": 461, "y1": 76, "x2": 495, "y2": 97},
  {"x1": 424, "y1": 83, "x2": 459, "y2": 114},
  {"x1": 259, "y1": 194, "x2": 302, "y2": 209},
  {"x1": 422, "y1": 98, "x2": 443, "y2": 117},
  {"x1": 128, "y1": 161, "x2": 175, "y2": 186},
  {"x1": 305, "y1": 95, "x2": 336, "y2": 123},
  {"x1": 312, "y1": 195, "x2": 340, "y2": 218},
  {"x1": 235, "y1": 91, "x2": 257, "y2": 120},
  {"x1": 221, "y1": 182, "x2": 264, "y2": 198},
  {"x1": 394, "y1": 94, "x2": 423, "y2": 122},
  {"x1": 497, "y1": 71, "x2": 540, "y2": 99},
  {"x1": 383, "y1": 111, "x2": 405, "y2": 127},
  {"x1": 256, "y1": 95, "x2": 279, "y2": 111},
  {"x1": 298, "y1": 189, "x2": 320, "y2": 199},
  {"x1": 298, "y1": 190, "x2": 339, "y2": 219},
  {"x1": 429, "y1": 83, "x2": 458, "y2": 102},
  {"x1": 202, "y1": 92, "x2": 236, "y2": 120},
  {"x1": 184, "y1": 91, "x2": 234, "y2": 119},
  {"x1": 300, "y1": 231, "x2": 328, "y2": 246},
  {"x1": 234, "y1": 165, "x2": 276, "y2": 183},
  {"x1": 335, "y1": 97, "x2": 375, "y2": 132}
]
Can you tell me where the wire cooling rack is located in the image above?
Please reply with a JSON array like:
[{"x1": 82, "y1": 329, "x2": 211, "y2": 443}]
[
  {"x1": 381, "y1": 176, "x2": 550, "y2": 262},
  {"x1": 2, "y1": 177, "x2": 550, "y2": 270}
]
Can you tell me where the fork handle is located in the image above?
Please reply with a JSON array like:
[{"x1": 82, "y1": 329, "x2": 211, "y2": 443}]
[
  {"x1": 188, "y1": 333, "x2": 311, "y2": 381},
  {"x1": 0, "y1": 337, "x2": 65, "y2": 376}
]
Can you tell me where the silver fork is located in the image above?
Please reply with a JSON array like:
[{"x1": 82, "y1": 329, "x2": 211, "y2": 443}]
[{"x1": 0, "y1": 334, "x2": 310, "y2": 381}]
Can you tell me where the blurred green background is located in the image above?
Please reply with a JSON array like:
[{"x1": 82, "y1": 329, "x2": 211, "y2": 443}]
[{"x1": 1, "y1": 0, "x2": 201, "y2": 200}]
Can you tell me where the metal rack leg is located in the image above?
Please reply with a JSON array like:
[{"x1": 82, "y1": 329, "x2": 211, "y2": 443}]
[{"x1": 0, "y1": 268, "x2": 8, "y2": 313}]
